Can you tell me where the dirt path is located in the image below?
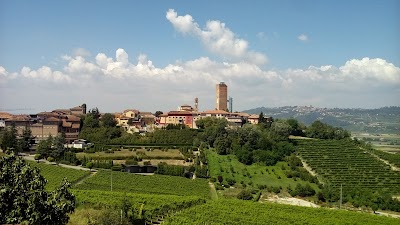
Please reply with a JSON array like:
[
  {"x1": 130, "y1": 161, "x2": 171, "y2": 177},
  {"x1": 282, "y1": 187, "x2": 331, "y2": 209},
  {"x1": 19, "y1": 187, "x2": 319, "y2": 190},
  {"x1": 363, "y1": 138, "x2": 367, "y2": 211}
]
[
  {"x1": 23, "y1": 154, "x2": 96, "y2": 172},
  {"x1": 298, "y1": 156, "x2": 324, "y2": 185},
  {"x1": 74, "y1": 171, "x2": 97, "y2": 187},
  {"x1": 368, "y1": 152, "x2": 400, "y2": 171},
  {"x1": 263, "y1": 194, "x2": 319, "y2": 208},
  {"x1": 209, "y1": 182, "x2": 218, "y2": 200}
]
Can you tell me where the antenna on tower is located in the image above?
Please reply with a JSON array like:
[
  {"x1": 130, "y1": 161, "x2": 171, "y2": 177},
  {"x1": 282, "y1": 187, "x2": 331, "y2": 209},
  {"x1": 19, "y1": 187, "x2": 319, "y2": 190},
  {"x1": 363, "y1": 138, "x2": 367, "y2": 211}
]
[
  {"x1": 194, "y1": 97, "x2": 199, "y2": 112},
  {"x1": 228, "y1": 96, "x2": 233, "y2": 112}
]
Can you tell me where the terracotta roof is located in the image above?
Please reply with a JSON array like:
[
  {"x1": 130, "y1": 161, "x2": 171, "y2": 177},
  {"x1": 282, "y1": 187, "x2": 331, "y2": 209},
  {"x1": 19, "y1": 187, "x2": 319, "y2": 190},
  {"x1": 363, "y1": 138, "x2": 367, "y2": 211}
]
[
  {"x1": 52, "y1": 109, "x2": 70, "y2": 114},
  {"x1": 168, "y1": 111, "x2": 195, "y2": 115},
  {"x1": 201, "y1": 110, "x2": 230, "y2": 115},
  {"x1": 123, "y1": 109, "x2": 139, "y2": 114},
  {"x1": 159, "y1": 114, "x2": 168, "y2": 117},
  {"x1": 62, "y1": 121, "x2": 72, "y2": 127},
  {"x1": 70, "y1": 106, "x2": 83, "y2": 110},
  {"x1": 235, "y1": 112, "x2": 250, "y2": 117},
  {"x1": 7, "y1": 115, "x2": 30, "y2": 121},
  {"x1": 248, "y1": 114, "x2": 259, "y2": 119},
  {"x1": 0, "y1": 112, "x2": 13, "y2": 119},
  {"x1": 38, "y1": 112, "x2": 60, "y2": 117},
  {"x1": 139, "y1": 111, "x2": 152, "y2": 115},
  {"x1": 44, "y1": 117, "x2": 61, "y2": 122},
  {"x1": 66, "y1": 115, "x2": 81, "y2": 122}
]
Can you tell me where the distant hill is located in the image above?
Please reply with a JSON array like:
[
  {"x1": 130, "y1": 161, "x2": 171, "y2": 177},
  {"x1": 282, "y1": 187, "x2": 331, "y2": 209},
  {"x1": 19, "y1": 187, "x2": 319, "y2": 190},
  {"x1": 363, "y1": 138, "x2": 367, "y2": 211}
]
[{"x1": 243, "y1": 106, "x2": 400, "y2": 134}]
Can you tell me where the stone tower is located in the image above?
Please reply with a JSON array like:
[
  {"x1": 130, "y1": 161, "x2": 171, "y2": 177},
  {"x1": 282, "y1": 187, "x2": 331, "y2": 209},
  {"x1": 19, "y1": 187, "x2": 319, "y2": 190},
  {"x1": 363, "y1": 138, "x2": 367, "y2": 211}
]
[{"x1": 216, "y1": 82, "x2": 228, "y2": 111}]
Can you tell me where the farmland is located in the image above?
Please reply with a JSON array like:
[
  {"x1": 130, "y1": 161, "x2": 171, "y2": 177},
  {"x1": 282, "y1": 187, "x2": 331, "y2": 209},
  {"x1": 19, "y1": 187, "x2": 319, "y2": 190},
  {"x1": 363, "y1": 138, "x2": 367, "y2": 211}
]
[
  {"x1": 28, "y1": 161, "x2": 90, "y2": 190},
  {"x1": 296, "y1": 139, "x2": 400, "y2": 193},
  {"x1": 76, "y1": 148, "x2": 184, "y2": 160},
  {"x1": 206, "y1": 149, "x2": 319, "y2": 190},
  {"x1": 74, "y1": 170, "x2": 211, "y2": 198},
  {"x1": 163, "y1": 199, "x2": 399, "y2": 225},
  {"x1": 72, "y1": 189, "x2": 205, "y2": 223}
]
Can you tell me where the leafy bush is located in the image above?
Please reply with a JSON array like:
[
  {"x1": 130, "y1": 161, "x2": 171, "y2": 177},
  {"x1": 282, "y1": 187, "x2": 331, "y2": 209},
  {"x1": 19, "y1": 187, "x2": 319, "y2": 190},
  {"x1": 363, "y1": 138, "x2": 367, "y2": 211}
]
[{"x1": 237, "y1": 189, "x2": 253, "y2": 200}]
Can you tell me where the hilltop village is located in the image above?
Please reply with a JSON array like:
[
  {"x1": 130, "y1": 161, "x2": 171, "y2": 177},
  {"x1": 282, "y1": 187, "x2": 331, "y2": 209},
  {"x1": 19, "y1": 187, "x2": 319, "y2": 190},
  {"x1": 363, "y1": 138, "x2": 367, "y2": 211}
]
[{"x1": 0, "y1": 82, "x2": 271, "y2": 144}]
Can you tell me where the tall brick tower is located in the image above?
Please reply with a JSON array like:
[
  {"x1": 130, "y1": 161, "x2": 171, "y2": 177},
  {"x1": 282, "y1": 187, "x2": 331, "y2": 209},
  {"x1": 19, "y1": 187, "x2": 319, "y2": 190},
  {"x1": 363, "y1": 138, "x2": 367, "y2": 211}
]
[{"x1": 216, "y1": 82, "x2": 228, "y2": 111}]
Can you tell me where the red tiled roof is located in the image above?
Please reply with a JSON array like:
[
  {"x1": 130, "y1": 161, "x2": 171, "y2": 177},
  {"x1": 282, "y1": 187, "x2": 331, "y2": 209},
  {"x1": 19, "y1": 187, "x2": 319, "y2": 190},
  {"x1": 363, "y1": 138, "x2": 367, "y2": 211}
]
[
  {"x1": 44, "y1": 117, "x2": 60, "y2": 122},
  {"x1": 201, "y1": 110, "x2": 230, "y2": 115},
  {"x1": 66, "y1": 115, "x2": 81, "y2": 122},
  {"x1": 123, "y1": 109, "x2": 139, "y2": 114},
  {"x1": 248, "y1": 114, "x2": 259, "y2": 119}
]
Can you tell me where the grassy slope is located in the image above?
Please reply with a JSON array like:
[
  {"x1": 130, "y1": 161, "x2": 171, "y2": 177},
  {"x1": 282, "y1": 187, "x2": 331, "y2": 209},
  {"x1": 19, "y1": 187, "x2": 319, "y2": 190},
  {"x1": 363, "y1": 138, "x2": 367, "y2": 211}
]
[
  {"x1": 163, "y1": 199, "x2": 400, "y2": 225},
  {"x1": 74, "y1": 170, "x2": 211, "y2": 198},
  {"x1": 206, "y1": 150, "x2": 319, "y2": 190},
  {"x1": 28, "y1": 161, "x2": 90, "y2": 190}
]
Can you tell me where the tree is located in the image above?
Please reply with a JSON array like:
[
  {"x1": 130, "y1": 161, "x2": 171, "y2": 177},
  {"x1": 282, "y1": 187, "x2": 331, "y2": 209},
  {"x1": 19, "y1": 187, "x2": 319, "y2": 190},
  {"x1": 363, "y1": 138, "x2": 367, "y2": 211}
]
[
  {"x1": 36, "y1": 135, "x2": 53, "y2": 158},
  {"x1": 0, "y1": 153, "x2": 75, "y2": 224},
  {"x1": 20, "y1": 127, "x2": 34, "y2": 151},
  {"x1": 0, "y1": 123, "x2": 19, "y2": 153},
  {"x1": 83, "y1": 114, "x2": 100, "y2": 128},
  {"x1": 34, "y1": 153, "x2": 41, "y2": 162},
  {"x1": 86, "y1": 161, "x2": 94, "y2": 172},
  {"x1": 101, "y1": 113, "x2": 117, "y2": 127},
  {"x1": 50, "y1": 134, "x2": 65, "y2": 161},
  {"x1": 154, "y1": 111, "x2": 163, "y2": 117}
]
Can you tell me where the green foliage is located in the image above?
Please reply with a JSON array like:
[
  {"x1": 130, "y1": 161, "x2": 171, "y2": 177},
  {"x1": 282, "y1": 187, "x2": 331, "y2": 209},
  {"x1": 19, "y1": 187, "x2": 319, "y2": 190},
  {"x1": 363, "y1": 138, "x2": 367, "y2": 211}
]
[
  {"x1": 156, "y1": 162, "x2": 186, "y2": 176},
  {"x1": 0, "y1": 153, "x2": 76, "y2": 225},
  {"x1": 305, "y1": 120, "x2": 350, "y2": 140},
  {"x1": 163, "y1": 199, "x2": 400, "y2": 225},
  {"x1": 237, "y1": 189, "x2": 253, "y2": 200},
  {"x1": 289, "y1": 183, "x2": 316, "y2": 197},
  {"x1": 0, "y1": 123, "x2": 19, "y2": 153},
  {"x1": 101, "y1": 113, "x2": 117, "y2": 127},
  {"x1": 73, "y1": 189, "x2": 206, "y2": 224},
  {"x1": 20, "y1": 127, "x2": 34, "y2": 151},
  {"x1": 75, "y1": 170, "x2": 211, "y2": 198},
  {"x1": 28, "y1": 161, "x2": 90, "y2": 190}
]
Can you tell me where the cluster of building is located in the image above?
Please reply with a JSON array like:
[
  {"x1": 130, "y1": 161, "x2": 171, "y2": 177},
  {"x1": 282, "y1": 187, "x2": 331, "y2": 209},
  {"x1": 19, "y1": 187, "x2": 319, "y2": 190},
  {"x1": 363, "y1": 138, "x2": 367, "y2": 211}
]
[
  {"x1": 0, "y1": 82, "x2": 271, "y2": 144},
  {"x1": 0, "y1": 105, "x2": 86, "y2": 144}
]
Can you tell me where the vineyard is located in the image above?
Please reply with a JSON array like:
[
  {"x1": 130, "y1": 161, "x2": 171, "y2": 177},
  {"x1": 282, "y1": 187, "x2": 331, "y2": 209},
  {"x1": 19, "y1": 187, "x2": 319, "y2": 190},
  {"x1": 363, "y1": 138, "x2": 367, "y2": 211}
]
[
  {"x1": 206, "y1": 150, "x2": 319, "y2": 190},
  {"x1": 369, "y1": 148, "x2": 400, "y2": 167},
  {"x1": 72, "y1": 189, "x2": 205, "y2": 223},
  {"x1": 296, "y1": 139, "x2": 400, "y2": 193},
  {"x1": 163, "y1": 199, "x2": 399, "y2": 225},
  {"x1": 74, "y1": 170, "x2": 211, "y2": 198},
  {"x1": 28, "y1": 161, "x2": 90, "y2": 190}
]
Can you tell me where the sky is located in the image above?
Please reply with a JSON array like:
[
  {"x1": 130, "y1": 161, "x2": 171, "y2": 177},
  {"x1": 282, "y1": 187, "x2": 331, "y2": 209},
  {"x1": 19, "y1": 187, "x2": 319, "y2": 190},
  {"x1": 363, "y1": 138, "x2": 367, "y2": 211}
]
[{"x1": 0, "y1": 0, "x2": 399, "y2": 113}]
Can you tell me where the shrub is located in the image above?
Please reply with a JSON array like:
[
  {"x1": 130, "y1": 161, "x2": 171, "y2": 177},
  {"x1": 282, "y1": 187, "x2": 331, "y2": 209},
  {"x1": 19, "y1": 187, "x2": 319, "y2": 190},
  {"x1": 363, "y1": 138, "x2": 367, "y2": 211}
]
[
  {"x1": 237, "y1": 189, "x2": 253, "y2": 200},
  {"x1": 47, "y1": 157, "x2": 54, "y2": 162}
]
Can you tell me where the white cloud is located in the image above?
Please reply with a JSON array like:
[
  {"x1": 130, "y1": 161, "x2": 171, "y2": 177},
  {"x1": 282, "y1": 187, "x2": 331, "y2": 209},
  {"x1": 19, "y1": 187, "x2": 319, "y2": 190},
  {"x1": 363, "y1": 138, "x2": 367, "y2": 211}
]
[
  {"x1": 0, "y1": 48, "x2": 399, "y2": 112},
  {"x1": 72, "y1": 48, "x2": 91, "y2": 57},
  {"x1": 298, "y1": 34, "x2": 308, "y2": 42},
  {"x1": 166, "y1": 9, "x2": 267, "y2": 65}
]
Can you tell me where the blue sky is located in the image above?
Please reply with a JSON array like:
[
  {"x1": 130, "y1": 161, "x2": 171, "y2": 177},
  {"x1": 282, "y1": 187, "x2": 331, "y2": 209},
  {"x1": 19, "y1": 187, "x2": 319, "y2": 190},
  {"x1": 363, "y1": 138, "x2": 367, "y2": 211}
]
[{"x1": 0, "y1": 0, "x2": 399, "y2": 113}]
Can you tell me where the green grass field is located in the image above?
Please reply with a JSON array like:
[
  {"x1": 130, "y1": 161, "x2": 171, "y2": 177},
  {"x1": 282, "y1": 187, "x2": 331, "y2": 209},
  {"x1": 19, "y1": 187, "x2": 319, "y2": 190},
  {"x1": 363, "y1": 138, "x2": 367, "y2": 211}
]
[
  {"x1": 76, "y1": 148, "x2": 184, "y2": 160},
  {"x1": 74, "y1": 170, "x2": 211, "y2": 198},
  {"x1": 28, "y1": 161, "x2": 90, "y2": 190},
  {"x1": 206, "y1": 150, "x2": 319, "y2": 191},
  {"x1": 163, "y1": 199, "x2": 399, "y2": 225}
]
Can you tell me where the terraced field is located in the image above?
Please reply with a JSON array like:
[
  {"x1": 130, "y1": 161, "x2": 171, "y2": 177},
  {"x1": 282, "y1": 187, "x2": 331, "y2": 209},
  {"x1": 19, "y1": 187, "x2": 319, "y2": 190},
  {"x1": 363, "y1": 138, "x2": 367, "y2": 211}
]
[
  {"x1": 296, "y1": 139, "x2": 400, "y2": 193},
  {"x1": 74, "y1": 170, "x2": 211, "y2": 198}
]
